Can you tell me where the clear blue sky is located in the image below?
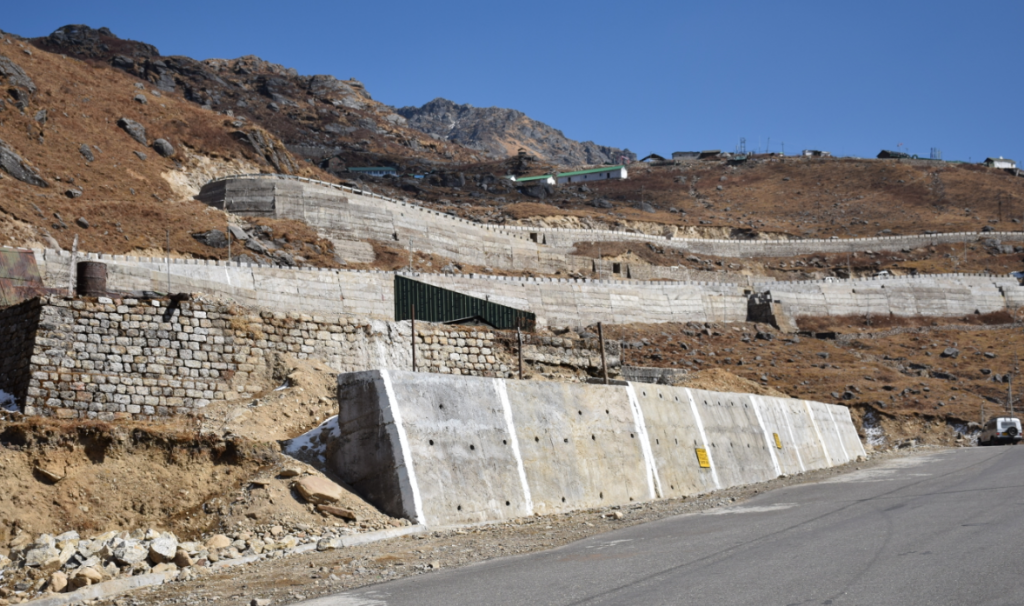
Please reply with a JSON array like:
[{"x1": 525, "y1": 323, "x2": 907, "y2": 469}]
[{"x1": 5, "y1": 1, "x2": 1021, "y2": 163}]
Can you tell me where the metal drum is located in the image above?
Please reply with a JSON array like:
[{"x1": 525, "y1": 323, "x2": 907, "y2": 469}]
[{"x1": 76, "y1": 261, "x2": 107, "y2": 297}]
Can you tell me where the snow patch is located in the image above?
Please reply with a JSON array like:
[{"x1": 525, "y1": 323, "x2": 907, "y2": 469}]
[
  {"x1": 862, "y1": 410, "x2": 885, "y2": 448},
  {"x1": 281, "y1": 415, "x2": 340, "y2": 467}
]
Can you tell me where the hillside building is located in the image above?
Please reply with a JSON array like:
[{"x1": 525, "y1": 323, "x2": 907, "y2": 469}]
[
  {"x1": 984, "y1": 157, "x2": 1017, "y2": 169},
  {"x1": 555, "y1": 165, "x2": 628, "y2": 185},
  {"x1": 348, "y1": 167, "x2": 398, "y2": 177},
  {"x1": 513, "y1": 173, "x2": 556, "y2": 186},
  {"x1": 802, "y1": 150, "x2": 831, "y2": 157}
]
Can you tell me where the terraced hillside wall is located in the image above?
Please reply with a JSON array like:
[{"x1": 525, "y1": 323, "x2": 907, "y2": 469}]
[
  {"x1": 198, "y1": 175, "x2": 1024, "y2": 263},
  {"x1": 31, "y1": 248, "x2": 1024, "y2": 328}
]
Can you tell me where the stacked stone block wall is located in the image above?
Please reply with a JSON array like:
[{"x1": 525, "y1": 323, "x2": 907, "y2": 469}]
[{"x1": 9, "y1": 296, "x2": 620, "y2": 420}]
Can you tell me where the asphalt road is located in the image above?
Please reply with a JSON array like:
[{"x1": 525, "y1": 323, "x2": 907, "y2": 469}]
[{"x1": 297, "y1": 446, "x2": 1024, "y2": 606}]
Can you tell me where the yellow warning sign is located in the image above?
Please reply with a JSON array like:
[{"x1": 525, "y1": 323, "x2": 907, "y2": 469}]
[
  {"x1": 773, "y1": 433, "x2": 782, "y2": 449},
  {"x1": 695, "y1": 448, "x2": 710, "y2": 468}
]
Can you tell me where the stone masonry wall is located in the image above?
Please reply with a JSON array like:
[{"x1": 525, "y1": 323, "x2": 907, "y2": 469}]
[{"x1": 11, "y1": 296, "x2": 618, "y2": 420}]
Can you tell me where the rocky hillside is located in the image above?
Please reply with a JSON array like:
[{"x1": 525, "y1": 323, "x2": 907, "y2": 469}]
[
  {"x1": 30, "y1": 25, "x2": 481, "y2": 177},
  {"x1": 397, "y1": 98, "x2": 635, "y2": 168},
  {"x1": 0, "y1": 27, "x2": 341, "y2": 262}
]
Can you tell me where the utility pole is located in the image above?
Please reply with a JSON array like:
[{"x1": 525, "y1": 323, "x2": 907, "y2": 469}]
[
  {"x1": 67, "y1": 234, "x2": 79, "y2": 297},
  {"x1": 517, "y1": 325, "x2": 524, "y2": 380},
  {"x1": 598, "y1": 322, "x2": 609, "y2": 385}
]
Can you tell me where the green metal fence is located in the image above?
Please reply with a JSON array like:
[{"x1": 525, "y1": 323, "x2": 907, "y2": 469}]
[{"x1": 394, "y1": 275, "x2": 536, "y2": 330}]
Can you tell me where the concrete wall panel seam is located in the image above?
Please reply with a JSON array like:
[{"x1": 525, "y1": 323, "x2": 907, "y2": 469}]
[
  {"x1": 825, "y1": 406, "x2": 851, "y2": 464},
  {"x1": 378, "y1": 369, "x2": 426, "y2": 523},
  {"x1": 749, "y1": 396, "x2": 782, "y2": 478},
  {"x1": 779, "y1": 400, "x2": 806, "y2": 473},
  {"x1": 625, "y1": 383, "x2": 662, "y2": 499},
  {"x1": 804, "y1": 400, "x2": 833, "y2": 467},
  {"x1": 683, "y1": 388, "x2": 721, "y2": 489},
  {"x1": 494, "y1": 379, "x2": 534, "y2": 514}
]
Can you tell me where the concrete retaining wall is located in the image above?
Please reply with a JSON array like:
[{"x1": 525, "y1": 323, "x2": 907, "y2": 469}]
[
  {"x1": 330, "y1": 370, "x2": 865, "y2": 526},
  {"x1": 198, "y1": 174, "x2": 1024, "y2": 262},
  {"x1": 30, "y1": 248, "x2": 1024, "y2": 328}
]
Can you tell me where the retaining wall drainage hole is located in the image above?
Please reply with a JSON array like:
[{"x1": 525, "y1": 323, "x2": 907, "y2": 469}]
[
  {"x1": 429, "y1": 440, "x2": 434, "y2": 446},
  {"x1": 655, "y1": 439, "x2": 660, "y2": 445},
  {"x1": 642, "y1": 391, "x2": 647, "y2": 396},
  {"x1": 674, "y1": 397, "x2": 679, "y2": 402},
  {"x1": 659, "y1": 393, "x2": 663, "y2": 399},
  {"x1": 670, "y1": 485, "x2": 675, "y2": 490},
  {"x1": 439, "y1": 404, "x2": 444, "y2": 409},
  {"x1": 502, "y1": 439, "x2": 507, "y2": 445},
  {"x1": 457, "y1": 505, "x2": 462, "y2": 511},
  {"x1": 605, "y1": 410, "x2": 609, "y2": 414},
  {"x1": 599, "y1": 492, "x2": 604, "y2": 499},
  {"x1": 630, "y1": 433, "x2": 635, "y2": 438},
  {"x1": 629, "y1": 497, "x2": 634, "y2": 502},
  {"x1": 578, "y1": 410, "x2": 582, "y2": 415},
  {"x1": 505, "y1": 501, "x2": 510, "y2": 506},
  {"x1": 469, "y1": 444, "x2": 475, "y2": 450},
  {"x1": 563, "y1": 438, "x2": 569, "y2": 443},
  {"x1": 592, "y1": 435, "x2": 596, "y2": 441},
  {"x1": 535, "y1": 437, "x2": 540, "y2": 442},
  {"x1": 561, "y1": 497, "x2": 566, "y2": 503}
]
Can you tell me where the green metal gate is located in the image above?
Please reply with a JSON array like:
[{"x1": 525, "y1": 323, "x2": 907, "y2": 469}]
[{"x1": 394, "y1": 275, "x2": 535, "y2": 330}]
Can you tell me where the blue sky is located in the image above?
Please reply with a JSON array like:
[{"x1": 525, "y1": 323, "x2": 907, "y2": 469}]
[{"x1": 5, "y1": 1, "x2": 1021, "y2": 162}]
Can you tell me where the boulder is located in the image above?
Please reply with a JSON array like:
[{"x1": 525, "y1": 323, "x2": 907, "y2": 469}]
[
  {"x1": 153, "y1": 138, "x2": 174, "y2": 157},
  {"x1": 205, "y1": 534, "x2": 232, "y2": 550},
  {"x1": 148, "y1": 533, "x2": 178, "y2": 564},
  {"x1": 227, "y1": 224, "x2": 248, "y2": 241},
  {"x1": 117, "y1": 117, "x2": 147, "y2": 145},
  {"x1": 173, "y1": 547, "x2": 193, "y2": 568},
  {"x1": 316, "y1": 504, "x2": 358, "y2": 521},
  {"x1": 0, "y1": 54, "x2": 36, "y2": 93},
  {"x1": 113, "y1": 540, "x2": 148, "y2": 565},
  {"x1": 134, "y1": 93, "x2": 148, "y2": 104},
  {"x1": 294, "y1": 476, "x2": 344, "y2": 505},
  {"x1": 0, "y1": 138, "x2": 48, "y2": 187},
  {"x1": 590, "y1": 198, "x2": 613, "y2": 209},
  {"x1": 192, "y1": 229, "x2": 228, "y2": 248},
  {"x1": 49, "y1": 570, "x2": 68, "y2": 593},
  {"x1": 75, "y1": 217, "x2": 89, "y2": 229}
]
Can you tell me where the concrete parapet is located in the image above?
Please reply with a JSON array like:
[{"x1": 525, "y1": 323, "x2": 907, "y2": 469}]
[{"x1": 330, "y1": 370, "x2": 866, "y2": 526}]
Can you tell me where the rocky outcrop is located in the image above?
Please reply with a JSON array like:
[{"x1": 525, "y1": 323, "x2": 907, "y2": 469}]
[
  {"x1": 396, "y1": 98, "x2": 635, "y2": 168},
  {"x1": 0, "y1": 139, "x2": 48, "y2": 187},
  {"x1": 31, "y1": 25, "x2": 478, "y2": 173}
]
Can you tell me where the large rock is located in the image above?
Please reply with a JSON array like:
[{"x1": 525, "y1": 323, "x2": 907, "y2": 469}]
[
  {"x1": 0, "y1": 53, "x2": 36, "y2": 94},
  {"x1": 113, "y1": 540, "x2": 148, "y2": 565},
  {"x1": 148, "y1": 533, "x2": 178, "y2": 564},
  {"x1": 78, "y1": 144, "x2": 95, "y2": 162},
  {"x1": 192, "y1": 229, "x2": 228, "y2": 248},
  {"x1": 153, "y1": 138, "x2": 175, "y2": 157},
  {"x1": 294, "y1": 476, "x2": 344, "y2": 505},
  {"x1": 0, "y1": 139, "x2": 48, "y2": 187},
  {"x1": 49, "y1": 570, "x2": 68, "y2": 593},
  {"x1": 205, "y1": 534, "x2": 232, "y2": 549},
  {"x1": 23, "y1": 537, "x2": 59, "y2": 567},
  {"x1": 117, "y1": 117, "x2": 147, "y2": 145}
]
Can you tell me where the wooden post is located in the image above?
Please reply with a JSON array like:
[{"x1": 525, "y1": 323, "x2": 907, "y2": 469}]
[
  {"x1": 67, "y1": 234, "x2": 78, "y2": 297},
  {"x1": 166, "y1": 229, "x2": 172, "y2": 294},
  {"x1": 411, "y1": 304, "x2": 416, "y2": 372},
  {"x1": 517, "y1": 325, "x2": 524, "y2": 380},
  {"x1": 599, "y1": 322, "x2": 609, "y2": 385}
]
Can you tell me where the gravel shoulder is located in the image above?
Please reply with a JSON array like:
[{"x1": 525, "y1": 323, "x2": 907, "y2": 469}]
[{"x1": 92, "y1": 446, "x2": 947, "y2": 606}]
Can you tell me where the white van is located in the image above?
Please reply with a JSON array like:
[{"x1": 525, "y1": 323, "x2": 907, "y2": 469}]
[{"x1": 979, "y1": 417, "x2": 1022, "y2": 446}]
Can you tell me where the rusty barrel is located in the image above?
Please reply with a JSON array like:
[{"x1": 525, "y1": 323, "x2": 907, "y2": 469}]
[{"x1": 76, "y1": 261, "x2": 107, "y2": 297}]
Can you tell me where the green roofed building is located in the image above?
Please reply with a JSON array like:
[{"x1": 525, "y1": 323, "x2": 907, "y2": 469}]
[{"x1": 554, "y1": 165, "x2": 627, "y2": 185}]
